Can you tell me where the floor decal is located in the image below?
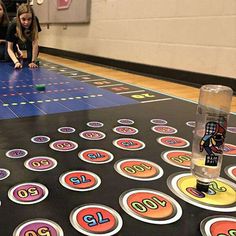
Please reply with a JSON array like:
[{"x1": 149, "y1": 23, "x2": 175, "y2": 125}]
[
  {"x1": 157, "y1": 136, "x2": 190, "y2": 148},
  {"x1": 161, "y1": 150, "x2": 192, "y2": 169},
  {"x1": 78, "y1": 149, "x2": 114, "y2": 164},
  {"x1": 24, "y1": 156, "x2": 57, "y2": 171},
  {"x1": 49, "y1": 140, "x2": 78, "y2": 152},
  {"x1": 114, "y1": 159, "x2": 163, "y2": 181},
  {"x1": 6, "y1": 149, "x2": 28, "y2": 159},
  {"x1": 224, "y1": 164, "x2": 236, "y2": 182},
  {"x1": 0, "y1": 168, "x2": 10, "y2": 180},
  {"x1": 8, "y1": 183, "x2": 49, "y2": 205},
  {"x1": 79, "y1": 130, "x2": 106, "y2": 141},
  {"x1": 70, "y1": 204, "x2": 123, "y2": 235},
  {"x1": 200, "y1": 215, "x2": 236, "y2": 236},
  {"x1": 119, "y1": 189, "x2": 182, "y2": 224},
  {"x1": 13, "y1": 219, "x2": 64, "y2": 236},
  {"x1": 113, "y1": 126, "x2": 139, "y2": 135},
  {"x1": 167, "y1": 172, "x2": 236, "y2": 212},
  {"x1": 59, "y1": 170, "x2": 101, "y2": 191},
  {"x1": 113, "y1": 138, "x2": 145, "y2": 151}
]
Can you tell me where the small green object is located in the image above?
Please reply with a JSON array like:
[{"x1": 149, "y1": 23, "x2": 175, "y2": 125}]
[
  {"x1": 35, "y1": 60, "x2": 40, "y2": 66},
  {"x1": 35, "y1": 84, "x2": 46, "y2": 91}
]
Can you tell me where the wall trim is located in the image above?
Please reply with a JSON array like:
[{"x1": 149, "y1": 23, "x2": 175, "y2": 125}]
[{"x1": 39, "y1": 46, "x2": 236, "y2": 93}]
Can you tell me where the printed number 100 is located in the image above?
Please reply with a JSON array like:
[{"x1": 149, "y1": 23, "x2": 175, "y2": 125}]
[
  {"x1": 131, "y1": 196, "x2": 167, "y2": 213},
  {"x1": 124, "y1": 164, "x2": 152, "y2": 174}
]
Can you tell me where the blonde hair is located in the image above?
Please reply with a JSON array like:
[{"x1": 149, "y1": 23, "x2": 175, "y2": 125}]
[
  {"x1": 0, "y1": 0, "x2": 9, "y2": 26},
  {"x1": 16, "y1": 3, "x2": 38, "y2": 42}
]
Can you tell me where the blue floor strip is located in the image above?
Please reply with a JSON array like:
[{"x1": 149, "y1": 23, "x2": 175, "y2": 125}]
[{"x1": 0, "y1": 62, "x2": 142, "y2": 119}]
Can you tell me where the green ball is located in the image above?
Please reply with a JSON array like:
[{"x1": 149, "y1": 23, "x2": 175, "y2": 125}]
[{"x1": 35, "y1": 84, "x2": 46, "y2": 91}]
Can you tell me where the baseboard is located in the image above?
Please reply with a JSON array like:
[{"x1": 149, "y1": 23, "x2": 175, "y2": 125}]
[{"x1": 39, "y1": 46, "x2": 236, "y2": 93}]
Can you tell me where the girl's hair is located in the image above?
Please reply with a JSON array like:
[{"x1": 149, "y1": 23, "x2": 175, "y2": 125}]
[
  {"x1": 16, "y1": 3, "x2": 38, "y2": 42},
  {"x1": 0, "y1": 0, "x2": 9, "y2": 26}
]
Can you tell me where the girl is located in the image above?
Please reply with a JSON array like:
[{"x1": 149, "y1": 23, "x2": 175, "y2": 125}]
[
  {"x1": 6, "y1": 3, "x2": 41, "y2": 69},
  {"x1": 0, "y1": 0, "x2": 9, "y2": 61}
]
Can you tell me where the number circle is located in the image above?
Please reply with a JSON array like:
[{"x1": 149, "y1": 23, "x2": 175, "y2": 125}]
[
  {"x1": 117, "y1": 119, "x2": 134, "y2": 125},
  {"x1": 227, "y1": 127, "x2": 236, "y2": 133},
  {"x1": 200, "y1": 215, "x2": 236, "y2": 236},
  {"x1": 223, "y1": 143, "x2": 236, "y2": 156},
  {"x1": 70, "y1": 204, "x2": 123, "y2": 236},
  {"x1": 167, "y1": 172, "x2": 236, "y2": 212},
  {"x1": 13, "y1": 218, "x2": 64, "y2": 236},
  {"x1": 59, "y1": 171, "x2": 101, "y2": 191},
  {"x1": 150, "y1": 119, "x2": 167, "y2": 125},
  {"x1": 114, "y1": 159, "x2": 163, "y2": 181},
  {"x1": 58, "y1": 127, "x2": 76, "y2": 133},
  {"x1": 87, "y1": 121, "x2": 104, "y2": 128},
  {"x1": 113, "y1": 126, "x2": 138, "y2": 135},
  {"x1": 24, "y1": 157, "x2": 57, "y2": 171},
  {"x1": 8, "y1": 183, "x2": 49, "y2": 204},
  {"x1": 225, "y1": 165, "x2": 236, "y2": 181},
  {"x1": 152, "y1": 125, "x2": 177, "y2": 135},
  {"x1": 157, "y1": 136, "x2": 190, "y2": 148},
  {"x1": 113, "y1": 138, "x2": 145, "y2": 151},
  {"x1": 119, "y1": 189, "x2": 182, "y2": 224},
  {"x1": 6, "y1": 149, "x2": 28, "y2": 159},
  {"x1": 79, "y1": 130, "x2": 106, "y2": 140},
  {"x1": 0, "y1": 168, "x2": 10, "y2": 180},
  {"x1": 31, "y1": 135, "x2": 50, "y2": 143},
  {"x1": 78, "y1": 149, "x2": 114, "y2": 164},
  {"x1": 186, "y1": 121, "x2": 196, "y2": 128},
  {"x1": 49, "y1": 140, "x2": 78, "y2": 152},
  {"x1": 161, "y1": 150, "x2": 192, "y2": 169}
]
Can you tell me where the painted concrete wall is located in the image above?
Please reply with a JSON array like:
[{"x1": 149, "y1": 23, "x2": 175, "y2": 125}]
[{"x1": 39, "y1": 0, "x2": 236, "y2": 79}]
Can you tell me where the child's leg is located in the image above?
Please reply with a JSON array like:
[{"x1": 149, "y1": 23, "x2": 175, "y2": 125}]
[
  {"x1": 26, "y1": 42, "x2": 39, "y2": 64},
  {"x1": 26, "y1": 41, "x2": 33, "y2": 63},
  {"x1": 0, "y1": 42, "x2": 10, "y2": 61},
  {"x1": 0, "y1": 43, "x2": 5, "y2": 60},
  {"x1": 4, "y1": 43, "x2": 12, "y2": 61}
]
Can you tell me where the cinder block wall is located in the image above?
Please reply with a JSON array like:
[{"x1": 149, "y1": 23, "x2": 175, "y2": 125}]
[{"x1": 39, "y1": 0, "x2": 236, "y2": 79}]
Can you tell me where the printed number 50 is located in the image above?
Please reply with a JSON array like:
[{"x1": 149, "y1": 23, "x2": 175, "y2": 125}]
[
  {"x1": 17, "y1": 187, "x2": 38, "y2": 198},
  {"x1": 25, "y1": 227, "x2": 51, "y2": 236}
]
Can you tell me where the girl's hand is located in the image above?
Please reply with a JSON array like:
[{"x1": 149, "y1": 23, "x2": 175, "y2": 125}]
[
  {"x1": 28, "y1": 62, "x2": 38, "y2": 68},
  {"x1": 14, "y1": 62, "x2": 23, "y2": 69}
]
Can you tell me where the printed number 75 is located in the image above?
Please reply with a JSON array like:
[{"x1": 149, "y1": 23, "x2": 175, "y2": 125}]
[{"x1": 83, "y1": 212, "x2": 110, "y2": 227}]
